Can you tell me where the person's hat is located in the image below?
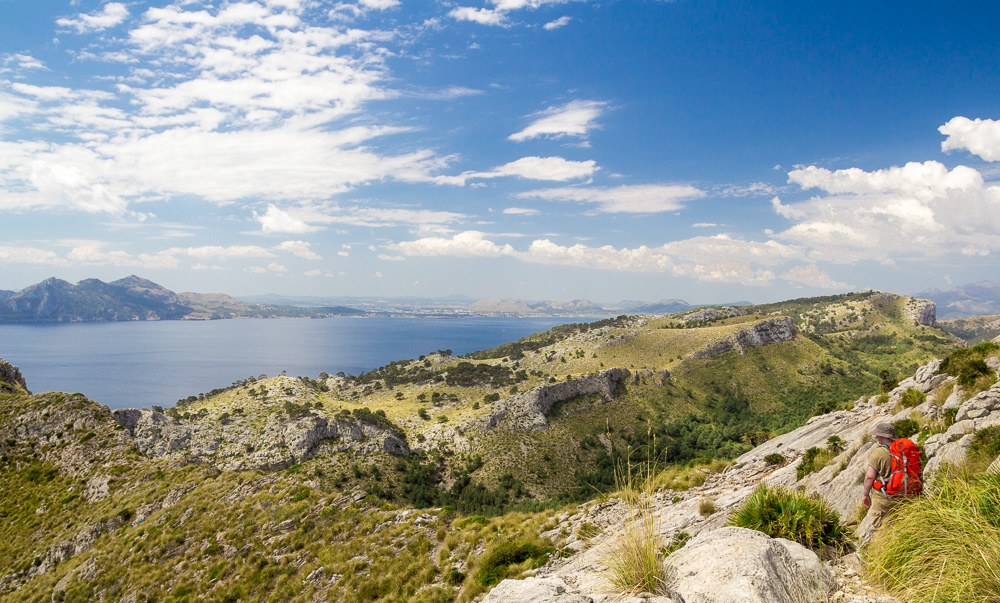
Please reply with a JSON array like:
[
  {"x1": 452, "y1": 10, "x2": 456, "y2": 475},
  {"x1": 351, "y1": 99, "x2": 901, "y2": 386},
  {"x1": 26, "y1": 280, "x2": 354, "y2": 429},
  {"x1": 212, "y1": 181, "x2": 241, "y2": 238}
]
[{"x1": 873, "y1": 422, "x2": 896, "y2": 439}]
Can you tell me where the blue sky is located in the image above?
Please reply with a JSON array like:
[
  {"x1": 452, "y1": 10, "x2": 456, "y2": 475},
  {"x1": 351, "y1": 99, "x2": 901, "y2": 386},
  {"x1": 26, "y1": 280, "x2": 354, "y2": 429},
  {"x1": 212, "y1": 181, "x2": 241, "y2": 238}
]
[{"x1": 1, "y1": 0, "x2": 999, "y2": 305}]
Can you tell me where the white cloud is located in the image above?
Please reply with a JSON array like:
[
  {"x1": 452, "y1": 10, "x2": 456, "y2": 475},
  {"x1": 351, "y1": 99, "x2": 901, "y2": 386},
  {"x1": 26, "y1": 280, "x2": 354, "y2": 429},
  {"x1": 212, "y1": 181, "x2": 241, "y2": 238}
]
[
  {"x1": 268, "y1": 262, "x2": 288, "y2": 272},
  {"x1": 503, "y1": 207, "x2": 540, "y2": 216},
  {"x1": 544, "y1": 16, "x2": 572, "y2": 30},
  {"x1": 940, "y1": 116, "x2": 1000, "y2": 162},
  {"x1": 0, "y1": 2, "x2": 454, "y2": 215},
  {"x1": 276, "y1": 240, "x2": 321, "y2": 260},
  {"x1": 359, "y1": 0, "x2": 400, "y2": 9},
  {"x1": 517, "y1": 183, "x2": 705, "y2": 213},
  {"x1": 435, "y1": 156, "x2": 598, "y2": 185},
  {"x1": 255, "y1": 204, "x2": 317, "y2": 234},
  {"x1": 378, "y1": 254, "x2": 405, "y2": 261},
  {"x1": 509, "y1": 100, "x2": 606, "y2": 142},
  {"x1": 776, "y1": 159, "x2": 1000, "y2": 262},
  {"x1": 448, "y1": 7, "x2": 508, "y2": 26},
  {"x1": 389, "y1": 230, "x2": 788, "y2": 286},
  {"x1": 391, "y1": 230, "x2": 516, "y2": 257},
  {"x1": 0, "y1": 245, "x2": 67, "y2": 266},
  {"x1": 780, "y1": 264, "x2": 850, "y2": 289},
  {"x1": 57, "y1": 3, "x2": 129, "y2": 34}
]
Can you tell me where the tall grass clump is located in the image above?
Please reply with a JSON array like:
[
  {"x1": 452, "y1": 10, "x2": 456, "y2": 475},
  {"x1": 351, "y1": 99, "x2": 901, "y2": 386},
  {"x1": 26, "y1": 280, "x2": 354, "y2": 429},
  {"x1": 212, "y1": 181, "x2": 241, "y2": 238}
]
[
  {"x1": 604, "y1": 444, "x2": 668, "y2": 596},
  {"x1": 864, "y1": 468, "x2": 1000, "y2": 602},
  {"x1": 728, "y1": 483, "x2": 848, "y2": 550}
]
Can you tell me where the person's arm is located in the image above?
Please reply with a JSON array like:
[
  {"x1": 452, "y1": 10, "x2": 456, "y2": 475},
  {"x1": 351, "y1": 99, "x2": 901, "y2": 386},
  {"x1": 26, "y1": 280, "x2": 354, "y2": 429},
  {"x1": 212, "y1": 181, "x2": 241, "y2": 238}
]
[{"x1": 862, "y1": 465, "x2": 878, "y2": 508}]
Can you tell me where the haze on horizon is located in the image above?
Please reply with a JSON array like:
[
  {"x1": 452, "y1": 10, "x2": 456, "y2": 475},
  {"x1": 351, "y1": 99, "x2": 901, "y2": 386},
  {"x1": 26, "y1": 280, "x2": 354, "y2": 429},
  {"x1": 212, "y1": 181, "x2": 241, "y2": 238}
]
[{"x1": 1, "y1": 0, "x2": 999, "y2": 306}]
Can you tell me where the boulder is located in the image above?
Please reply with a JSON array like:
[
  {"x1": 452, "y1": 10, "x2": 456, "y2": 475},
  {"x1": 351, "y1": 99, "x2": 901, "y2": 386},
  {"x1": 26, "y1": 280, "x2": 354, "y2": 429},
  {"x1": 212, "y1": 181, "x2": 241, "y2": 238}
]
[
  {"x1": 665, "y1": 527, "x2": 834, "y2": 603},
  {"x1": 482, "y1": 577, "x2": 595, "y2": 603}
]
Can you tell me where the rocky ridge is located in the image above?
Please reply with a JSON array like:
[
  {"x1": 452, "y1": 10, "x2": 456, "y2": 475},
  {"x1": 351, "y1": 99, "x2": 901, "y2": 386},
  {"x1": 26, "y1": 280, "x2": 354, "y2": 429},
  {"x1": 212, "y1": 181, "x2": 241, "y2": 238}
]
[
  {"x1": 0, "y1": 358, "x2": 28, "y2": 393},
  {"x1": 484, "y1": 354, "x2": 1000, "y2": 603}
]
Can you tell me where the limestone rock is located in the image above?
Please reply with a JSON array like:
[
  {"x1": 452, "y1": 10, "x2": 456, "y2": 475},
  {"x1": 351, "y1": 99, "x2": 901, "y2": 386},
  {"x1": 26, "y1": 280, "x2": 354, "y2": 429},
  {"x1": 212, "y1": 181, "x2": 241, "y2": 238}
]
[
  {"x1": 665, "y1": 526, "x2": 834, "y2": 603},
  {"x1": 691, "y1": 317, "x2": 795, "y2": 358},
  {"x1": 482, "y1": 368, "x2": 630, "y2": 432},
  {"x1": 677, "y1": 306, "x2": 745, "y2": 323},
  {"x1": 0, "y1": 358, "x2": 28, "y2": 393},
  {"x1": 482, "y1": 577, "x2": 595, "y2": 603}
]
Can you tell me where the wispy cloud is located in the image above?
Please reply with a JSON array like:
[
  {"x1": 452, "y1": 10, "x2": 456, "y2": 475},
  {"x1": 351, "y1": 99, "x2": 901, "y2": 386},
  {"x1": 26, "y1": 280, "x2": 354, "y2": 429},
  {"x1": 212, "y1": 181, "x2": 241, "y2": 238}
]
[
  {"x1": 435, "y1": 156, "x2": 598, "y2": 185},
  {"x1": 509, "y1": 100, "x2": 607, "y2": 142},
  {"x1": 57, "y1": 3, "x2": 130, "y2": 34},
  {"x1": 544, "y1": 16, "x2": 572, "y2": 30},
  {"x1": 517, "y1": 183, "x2": 704, "y2": 213}
]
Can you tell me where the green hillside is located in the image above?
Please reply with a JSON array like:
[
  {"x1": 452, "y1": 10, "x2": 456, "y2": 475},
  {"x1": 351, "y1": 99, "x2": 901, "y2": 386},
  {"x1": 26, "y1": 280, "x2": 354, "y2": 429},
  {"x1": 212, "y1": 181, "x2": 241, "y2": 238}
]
[{"x1": 0, "y1": 291, "x2": 964, "y2": 602}]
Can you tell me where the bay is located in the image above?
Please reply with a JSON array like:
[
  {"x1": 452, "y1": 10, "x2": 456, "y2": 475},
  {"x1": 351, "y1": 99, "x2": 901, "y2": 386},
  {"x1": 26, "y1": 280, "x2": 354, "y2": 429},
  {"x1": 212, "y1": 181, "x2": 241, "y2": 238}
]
[{"x1": 0, "y1": 316, "x2": 586, "y2": 409}]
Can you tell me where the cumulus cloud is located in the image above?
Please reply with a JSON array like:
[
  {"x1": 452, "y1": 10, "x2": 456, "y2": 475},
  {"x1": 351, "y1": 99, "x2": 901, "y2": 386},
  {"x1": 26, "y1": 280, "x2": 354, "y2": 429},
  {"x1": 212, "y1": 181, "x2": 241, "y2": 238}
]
[
  {"x1": 780, "y1": 264, "x2": 850, "y2": 289},
  {"x1": 255, "y1": 204, "x2": 318, "y2": 234},
  {"x1": 435, "y1": 156, "x2": 598, "y2": 185},
  {"x1": 276, "y1": 240, "x2": 321, "y2": 260},
  {"x1": 509, "y1": 100, "x2": 606, "y2": 142},
  {"x1": 0, "y1": 245, "x2": 67, "y2": 266},
  {"x1": 391, "y1": 231, "x2": 517, "y2": 257},
  {"x1": 57, "y1": 3, "x2": 130, "y2": 34},
  {"x1": 517, "y1": 183, "x2": 705, "y2": 213},
  {"x1": 503, "y1": 207, "x2": 540, "y2": 215},
  {"x1": 388, "y1": 230, "x2": 791, "y2": 286},
  {"x1": 775, "y1": 159, "x2": 1000, "y2": 262},
  {"x1": 940, "y1": 116, "x2": 1000, "y2": 162},
  {"x1": 448, "y1": 7, "x2": 507, "y2": 26}
]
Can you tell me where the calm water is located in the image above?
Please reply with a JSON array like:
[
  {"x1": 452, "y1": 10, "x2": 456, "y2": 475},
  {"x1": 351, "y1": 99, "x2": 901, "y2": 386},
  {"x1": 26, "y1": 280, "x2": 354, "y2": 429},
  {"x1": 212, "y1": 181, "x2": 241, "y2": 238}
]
[{"x1": 0, "y1": 317, "x2": 585, "y2": 409}]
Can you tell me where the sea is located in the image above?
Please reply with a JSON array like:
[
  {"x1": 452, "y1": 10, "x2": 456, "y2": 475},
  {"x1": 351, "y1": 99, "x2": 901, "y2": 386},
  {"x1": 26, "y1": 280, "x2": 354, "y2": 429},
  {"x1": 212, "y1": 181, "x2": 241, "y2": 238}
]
[{"x1": 0, "y1": 316, "x2": 588, "y2": 410}]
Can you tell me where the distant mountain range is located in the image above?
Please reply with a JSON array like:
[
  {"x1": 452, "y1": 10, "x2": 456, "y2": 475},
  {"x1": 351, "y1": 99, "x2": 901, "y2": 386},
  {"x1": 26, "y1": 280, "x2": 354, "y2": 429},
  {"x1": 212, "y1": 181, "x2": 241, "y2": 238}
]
[
  {"x1": 0, "y1": 276, "x2": 364, "y2": 323},
  {"x1": 913, "y1": 280, "x2": 1000, "y2": 319}
]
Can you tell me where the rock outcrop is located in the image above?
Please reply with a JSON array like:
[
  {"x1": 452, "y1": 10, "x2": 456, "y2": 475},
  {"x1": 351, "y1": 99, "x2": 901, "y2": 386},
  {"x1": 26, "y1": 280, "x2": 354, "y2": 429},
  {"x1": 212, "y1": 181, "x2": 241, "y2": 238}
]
[
  {"x1": 691, "y1": 317, "x2": 796, "y2": 358},
  {"x1": 112, "y1": 408, "x2": 410, "y2": 471},
  {"x1": 903, "y1": 298, "x2": 937, "y2": 327},
  {"x1": 0, "y1": 358, "x2": 28, "y2": 393},
  {"x1": 482, "y1": 368, "x2": 630, "y2": 431},
  {"x1": 677, "y1": 306, "x2": 744, "y2": 323}
]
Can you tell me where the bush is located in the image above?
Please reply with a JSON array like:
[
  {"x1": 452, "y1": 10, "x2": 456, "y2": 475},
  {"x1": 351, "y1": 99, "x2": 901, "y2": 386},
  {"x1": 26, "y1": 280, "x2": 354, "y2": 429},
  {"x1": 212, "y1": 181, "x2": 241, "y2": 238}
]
[
  {"x1": 892, "y1": 418, "x2": 920, "y2": 439},
  {"x1": 764, "y1": 453, "x2": 785, "y2": 465},
  {"x1": 474, "y1": 538, "x2": 553, "y2": 587},
  {"x1": 899, "y1": 389, "x2": 927, "y2": 408},
  {"x1": 728, "y1": 483, "x2": 848, "y2": 550},
  {"x1": 796, "y1": 446, "x2": 836, "y2": 480},
  {"x1": 864, "y1": 468, "x2": 1000, "y2": 602}
]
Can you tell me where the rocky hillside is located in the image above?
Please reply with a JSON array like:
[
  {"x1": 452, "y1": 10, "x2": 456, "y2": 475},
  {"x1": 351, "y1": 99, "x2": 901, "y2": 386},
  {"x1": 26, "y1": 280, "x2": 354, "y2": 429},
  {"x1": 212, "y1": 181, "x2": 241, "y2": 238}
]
[
  {"x1": 484, "y1": 351, "x2": 1000, "y2": 602},
  {"x1": 0, "y1": 290, "x2": 980, "y2": 602},
  {"x1": 0, "y1": 276, "x2": 365, "y2": 323},
  {"x1": 915, "y1": 279, "x2": 1000, "y2": 319}
]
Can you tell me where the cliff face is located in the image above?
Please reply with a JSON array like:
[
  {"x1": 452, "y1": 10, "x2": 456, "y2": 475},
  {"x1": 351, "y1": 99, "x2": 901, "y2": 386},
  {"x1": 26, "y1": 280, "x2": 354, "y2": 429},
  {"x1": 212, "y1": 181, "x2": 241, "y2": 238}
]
[
  {"x1": 481, "y1": 368, "x2": 631, "y2": 432},
  {"x1": 691, "y1": 317, "x2": 796, "y2": 358},
  {"x1": 0, "y1": 358, "x2": 28, "y2": 394}
]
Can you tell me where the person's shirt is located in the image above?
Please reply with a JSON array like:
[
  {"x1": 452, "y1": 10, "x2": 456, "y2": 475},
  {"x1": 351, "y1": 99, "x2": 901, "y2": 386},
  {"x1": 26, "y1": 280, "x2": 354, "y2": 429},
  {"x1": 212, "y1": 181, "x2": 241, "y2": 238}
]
[{"x1": 868, "y1": 444, "x2": 892, "y2": 497}]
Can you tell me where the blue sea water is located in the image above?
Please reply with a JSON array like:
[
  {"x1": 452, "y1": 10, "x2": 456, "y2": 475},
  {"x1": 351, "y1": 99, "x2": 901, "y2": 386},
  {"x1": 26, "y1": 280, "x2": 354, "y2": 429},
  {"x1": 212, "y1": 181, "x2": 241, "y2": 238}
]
[{"x1": 0, "y1": 316, "x2": 586, "y2": 410}]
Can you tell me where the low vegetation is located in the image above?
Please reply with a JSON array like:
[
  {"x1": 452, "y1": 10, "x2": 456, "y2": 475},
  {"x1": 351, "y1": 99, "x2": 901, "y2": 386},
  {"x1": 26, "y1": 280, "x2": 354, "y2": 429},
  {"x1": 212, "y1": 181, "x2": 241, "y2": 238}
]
[
  {"x1": 728, "y1": 483, "x2": 849, "y2": 550},
  {"x1": 865, "y1": 465, "x2": 1000, "y2": 603}
]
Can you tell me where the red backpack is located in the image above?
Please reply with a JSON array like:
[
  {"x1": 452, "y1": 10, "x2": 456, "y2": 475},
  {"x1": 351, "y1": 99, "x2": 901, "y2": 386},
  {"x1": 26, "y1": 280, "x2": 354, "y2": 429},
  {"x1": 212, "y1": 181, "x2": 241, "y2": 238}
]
[{"x1": 873, "y1": 438, "x2": 923, "y2": 497}]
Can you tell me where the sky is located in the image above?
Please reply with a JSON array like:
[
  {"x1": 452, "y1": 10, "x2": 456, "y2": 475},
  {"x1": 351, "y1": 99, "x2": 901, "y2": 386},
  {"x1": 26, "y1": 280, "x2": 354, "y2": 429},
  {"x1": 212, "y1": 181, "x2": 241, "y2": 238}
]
[{"x1": 1, "y1": 0, "x2": 999, "y2": 305}]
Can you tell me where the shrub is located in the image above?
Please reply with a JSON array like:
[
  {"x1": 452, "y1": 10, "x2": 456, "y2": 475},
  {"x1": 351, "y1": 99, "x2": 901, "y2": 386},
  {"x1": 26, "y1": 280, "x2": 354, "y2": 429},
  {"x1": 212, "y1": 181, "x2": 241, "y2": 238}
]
[
  {"x1": 864, "y1": 468, "x2": 1000, "y2": 602},
  {"x1": 728, "y1": 483, "x2": 848, "y2": 550},
  {"x1": 892, "y1": 418, "x2": 920, "y2": 439},
  {"x1": 698, "y1": 498, "x2": 716, "y2": 517},
  {"x1": 473, "y1": 538, "x2": 552, "y2": 587},
  {"x1": 796, "y1": 446, "x2": 836, "y2": 480},
  {"x1": 899, "y1": 389, "x2": 927, "y2": 409},
  {"x1": 764, "y1": 453, "x2": 785, "y2": 465}
]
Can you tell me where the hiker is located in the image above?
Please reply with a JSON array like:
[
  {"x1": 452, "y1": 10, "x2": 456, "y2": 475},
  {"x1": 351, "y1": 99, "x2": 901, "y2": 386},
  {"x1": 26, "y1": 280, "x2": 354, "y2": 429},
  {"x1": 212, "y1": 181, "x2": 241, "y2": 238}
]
[{"x1": 859, "y1": 422, "x2": 922, "y2": 545}]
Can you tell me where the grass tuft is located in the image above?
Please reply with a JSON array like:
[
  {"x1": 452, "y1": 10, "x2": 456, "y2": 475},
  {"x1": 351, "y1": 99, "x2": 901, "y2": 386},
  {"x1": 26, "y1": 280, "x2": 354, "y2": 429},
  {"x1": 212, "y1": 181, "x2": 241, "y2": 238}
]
[
  {"x1": 864, "y1": 467, "x2": 1000, "y2": 603},
  {"x1": 728, "y1": 483, "x2": 848, "y2": 551}
]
